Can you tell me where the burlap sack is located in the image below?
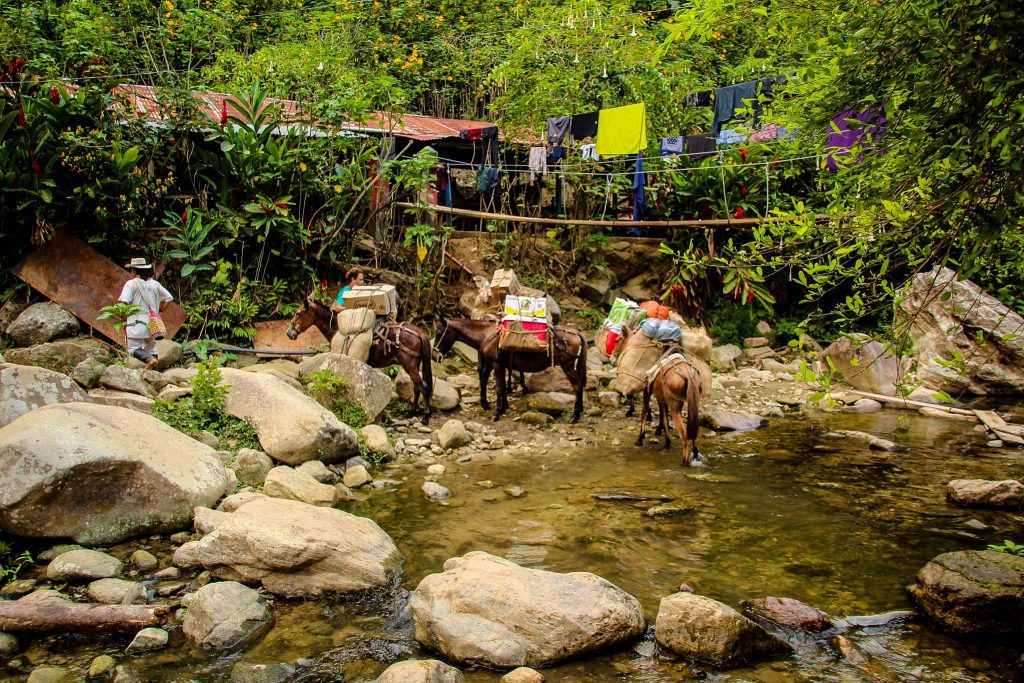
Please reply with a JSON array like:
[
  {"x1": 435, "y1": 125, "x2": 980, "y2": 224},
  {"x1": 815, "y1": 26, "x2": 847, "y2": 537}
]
[
  {"x1": 613, "y1": 331, "x2": 665, "y2": 397},
  {"x1": 330, "y1": 329, "x2": 373, "y2": 363},
  {"x1": 337, "y1": 308, "x2": 376, "y2": 335},
  {"x1": 498, "y1": 321, "x2": 548, "y2": 353}
]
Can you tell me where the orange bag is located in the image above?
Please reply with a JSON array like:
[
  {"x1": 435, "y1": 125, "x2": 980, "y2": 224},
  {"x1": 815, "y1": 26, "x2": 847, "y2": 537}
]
[
  {"x1": 657, "y1": 305, "x2": 670, "y2": 320},
  {"x1": 640, "y1": 300, "x2": 660, "y2": 318}
]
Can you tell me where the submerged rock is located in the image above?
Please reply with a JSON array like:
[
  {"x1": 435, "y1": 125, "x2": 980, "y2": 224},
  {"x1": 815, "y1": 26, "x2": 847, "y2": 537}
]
[
  {"x1": 908, "y1": 550, "x2": 1024, "y2": 636},
  {"x1": 376, "y1": 659, "x2": 464, "y2": 683},
  {"x1": 655, "y1": 592, "x2": 792, "y2": 667},
  {"x1": 182, "y1": 581, "x2": 271, "y2": 650},
  {"x1": 410, "y1": 551, "x2": 644, "y2": 668},
  {"x1": 741, "y1": 596, "x2": 833, "y2": 632}
]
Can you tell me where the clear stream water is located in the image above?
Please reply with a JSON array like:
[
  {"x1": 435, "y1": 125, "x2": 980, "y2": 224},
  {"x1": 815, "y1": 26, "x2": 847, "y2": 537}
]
[{"x1": 16, "y1": 407, "x2": 1024, "y2": 682}]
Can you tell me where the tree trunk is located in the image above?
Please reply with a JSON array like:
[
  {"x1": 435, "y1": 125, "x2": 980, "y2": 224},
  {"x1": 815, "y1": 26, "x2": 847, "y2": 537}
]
[{"x1": 0, "y1": 602, "x2": 168, "y2": 634}]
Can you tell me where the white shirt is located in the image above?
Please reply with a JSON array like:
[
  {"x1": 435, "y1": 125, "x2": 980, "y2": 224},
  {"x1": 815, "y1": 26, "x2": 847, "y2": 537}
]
[{"x1": 119, "y1": 277, "x2": 173, "y2": 339}]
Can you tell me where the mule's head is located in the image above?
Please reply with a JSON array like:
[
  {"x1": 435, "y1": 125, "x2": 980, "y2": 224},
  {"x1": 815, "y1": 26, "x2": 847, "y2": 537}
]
[
  {"x1": 286, "y1": 295, "x2": 315, "y2": 340},
  {"x1": 607, "y1": 324, "x2": 634, "y2": 366},
  {"x1": 432, "y1": 316, "x2": 455, "y2": 358}
]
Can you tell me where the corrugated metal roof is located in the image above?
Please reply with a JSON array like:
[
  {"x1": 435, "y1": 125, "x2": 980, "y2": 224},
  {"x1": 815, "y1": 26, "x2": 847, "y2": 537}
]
[{"x1": 112, "y1": 84, "x2": 498, "y2": 141}]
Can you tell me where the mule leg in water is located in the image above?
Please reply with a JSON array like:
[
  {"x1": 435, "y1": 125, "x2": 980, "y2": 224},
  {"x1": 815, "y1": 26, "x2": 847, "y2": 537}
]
[
  {"x1": 636, "y1": 384, "x2": 653, "y2": 446},
  {"x1": 666, "y1": 393, "x2": 691, "y2": 465},
  {"x1": 478, "y1": 358, "x2": 492, "y2": 411}
]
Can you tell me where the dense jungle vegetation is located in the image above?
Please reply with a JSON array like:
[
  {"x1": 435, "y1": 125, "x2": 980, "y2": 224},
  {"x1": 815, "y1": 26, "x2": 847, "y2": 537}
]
[{"x1": 0, "y1": 0, "x2": 1021, "y2": 343}]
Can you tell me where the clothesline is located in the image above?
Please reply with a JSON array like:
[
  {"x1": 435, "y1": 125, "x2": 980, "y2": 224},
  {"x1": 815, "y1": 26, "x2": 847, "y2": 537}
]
[{"x1": 396, "y1": 201, "x2": 830, "y2": 228}]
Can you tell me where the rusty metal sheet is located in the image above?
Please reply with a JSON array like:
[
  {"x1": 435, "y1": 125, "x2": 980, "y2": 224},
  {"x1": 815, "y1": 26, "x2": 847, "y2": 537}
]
[
  {"x1": 253, "y1": 320, "x2": 330, "y2": 353},
  {"x1": 12, "y1": 229, "x2": 187, "y2": 346}
]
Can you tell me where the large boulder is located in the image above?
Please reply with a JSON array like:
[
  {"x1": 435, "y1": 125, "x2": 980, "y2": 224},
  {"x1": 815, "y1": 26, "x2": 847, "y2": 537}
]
[
  {"x1": 655, "y1": 592, "x2": 791, "y2": 667},
  {"x1": 711, "y1": 345, "x2": 743, "y2": 372},
  {"x1": 99, "y1": 366, "x2": 155, "y2": 398},
  {"x1": 896, "y1": 266, "x2": 1024, "y2": 394},
  {"x1": 217, "y1": 368, "x2": 358, "y2": 465},
  {"x1": 0, "y1": 403, "x2": 229, "y2": 545},
  {"x1": 0, "y1": 364, "x2": 89, "y2": 428},
  {"x1": 908, "y1": 550, "x2": 1024, "y2": 636},
  {"x1": 946, "y1": 479, "x2": 1024, "y2": 509},
  {"x1": 4, "y1": 337, "x2": 114, "y2": 376},
  {"x1": 410, "y1": 551, "x2": 644, "y2": 668},
  {"x1": 821, "y1": 334, "x2": 903, "y2": 396},
  {"x1": 5, "y1": 302, "x2": 80, "y2": 346},
  {"x1": 175, "y1": 496, "x2": 401, "y2": 598},
  {"x1": 376, "y1": 660, "x2": 464, "y2": 683},
  {"x1": 182, "y1": 581, "x2": 272, "y2": 650},
  {"x1": 297, "y1": 353, "x2": 393, "y2": 423}
]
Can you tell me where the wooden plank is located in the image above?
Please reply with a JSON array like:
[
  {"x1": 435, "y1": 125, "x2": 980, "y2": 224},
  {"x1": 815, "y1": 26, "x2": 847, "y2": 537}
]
[
  {"x1": 11, "y1": 229, "x2": 187, "y2": 346},
  {"x1": 975, "y1": 410, "x2": 1024, "y2": 438},
  {"x1": 252, "y1": 320, "x2": 330, "y2": 353},
  {"x1": 846, "y1": 389, "x2": 976, "y2": 416}
]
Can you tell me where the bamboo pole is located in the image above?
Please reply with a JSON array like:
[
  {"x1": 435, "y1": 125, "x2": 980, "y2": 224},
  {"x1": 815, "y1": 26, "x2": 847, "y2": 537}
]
[
  {"x1": 844, "y1": 389, "x2": 976, "y2": 416},
  {"x1": 0, "y1": 602, "x2": 168, "y2": 634},
  {"x1": 396, "y1": 202, "x2": 830, "y2": 229}
]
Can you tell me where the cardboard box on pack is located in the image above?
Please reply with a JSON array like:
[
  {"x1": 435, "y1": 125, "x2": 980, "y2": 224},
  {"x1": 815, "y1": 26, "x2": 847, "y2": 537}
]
[
  {"x1": 489, "y1": 269, "x2": 521, "y2": 301},
  {"x1": 342, "y1": 284, "x2": 398, "y2": 317}
]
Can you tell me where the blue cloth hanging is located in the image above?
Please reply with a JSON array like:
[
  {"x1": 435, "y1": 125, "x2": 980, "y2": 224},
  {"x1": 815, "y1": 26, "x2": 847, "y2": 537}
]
[{"x1": 631, "y1": 152, "x2": 645, "y2": 234}]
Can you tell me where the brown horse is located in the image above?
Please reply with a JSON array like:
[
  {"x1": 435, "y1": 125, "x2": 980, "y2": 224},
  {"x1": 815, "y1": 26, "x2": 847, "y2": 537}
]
[
  {"x1": 636, "y1": 353, "x2": 711, "y2": 465},
  {"x1": 286, "y1": 298, "x2": 434, "y2": 424},
  {"x1": 435, "y1": 317, "x2": 587, "y2": 423}
]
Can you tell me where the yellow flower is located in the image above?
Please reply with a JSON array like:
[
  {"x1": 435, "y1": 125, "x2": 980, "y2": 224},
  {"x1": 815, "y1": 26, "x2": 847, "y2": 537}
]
[
  {"x1": 334, "y1": 185, "x2": 342, "y2": 193},
  {"x1": 299, "y1": 162, "x2": 307, "y2": 172}
]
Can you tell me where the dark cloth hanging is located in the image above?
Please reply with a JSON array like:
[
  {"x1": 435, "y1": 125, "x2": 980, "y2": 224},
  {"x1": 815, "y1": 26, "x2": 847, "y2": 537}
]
[
  {"x1": 632, "y1": 152, "x2": 646, "y2": 233},
  {"x1": 460, "y1": 125, "x2": 498, "y2": 142},
  {"x1": 547, "y1": 116, "x2": 571, "y2": 145},
  {"x1": 569, "y1": 111, "x2": 599, "y2": 140},
  {"x1": 476, "y1": 166, "x2": 501, "y2": 192},
  {"x1": 487, "y1": 137, "x2": 500, "y2": 166},
  {"x1": 548, "y1": 146, "x2": 566, "y2": 163},
  {"x1": 685, "y1": 133, "x2": 717, "y2": 160},
  {"x1": 695, "y1": 90, "x2": 713, "y2": 107},
  {"x1": 712, "y1": 80, "x2": 761, "y2": 135},
  {"x1": 826, "y1": 107, "x2": 887, "y2": 172}
]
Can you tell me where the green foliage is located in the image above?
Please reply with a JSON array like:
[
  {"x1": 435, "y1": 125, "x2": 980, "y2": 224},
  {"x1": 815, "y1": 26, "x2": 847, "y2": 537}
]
[
  {"x1": 96, "y1": 302, "x2": 142, "y2": 333},
  {"x1": 707, "y1": 299, "x2": 760, "y2": 346},
  {"x1": 988, "y1": 540, "x2": 1024, "y2": 558},
  {"x1": 153, "y1": 358, "x2": 260, "y2": 450},
  {"x1": 0, "y1": 539, "x2": 32, "y2": 585},
  {"x1": 303, "y1": 369, "x2": 367, "y2": 429}
]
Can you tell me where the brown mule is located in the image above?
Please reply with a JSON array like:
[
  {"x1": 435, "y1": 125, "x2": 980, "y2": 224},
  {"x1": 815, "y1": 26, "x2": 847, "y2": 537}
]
[
  {"x1": 432, "y1": 317, "x2": 526, "y2": 411},
  {"x1": 286, "y1": 297, "x2": 434, "y2": 424},
  {"x1": 434, "y1": 317, "x2": 587, "y2": 423},
  {"x1": 636, "y1": 355, "x2": 710, "y2": 465}
]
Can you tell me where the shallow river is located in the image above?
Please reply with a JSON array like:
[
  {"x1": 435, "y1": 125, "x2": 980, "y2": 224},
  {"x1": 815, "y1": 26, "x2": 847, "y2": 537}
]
[{"x1": 26, "y1": 407, "x2": 1024, "y2": 682}]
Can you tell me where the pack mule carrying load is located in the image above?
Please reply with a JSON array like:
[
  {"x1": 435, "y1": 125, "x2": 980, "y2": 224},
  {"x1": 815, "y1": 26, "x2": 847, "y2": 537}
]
[
  {"x1": 499, "y1": 294, "x2": 550, "y2": 352},
  {"x1": 332, "y1": 308, "x2": 377, "y2": 363},
  {"x1": 596, "y1": 298, "x2": 647, "y2": 358},
  {"x1": 342, "y1": 284, "x2": 398, "y2": 318}
]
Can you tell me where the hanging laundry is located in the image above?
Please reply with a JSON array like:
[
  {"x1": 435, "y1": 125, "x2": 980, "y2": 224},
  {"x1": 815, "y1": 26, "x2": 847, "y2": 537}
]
[
  {"x1": 716, "y1": 129, "x2": 747, "y2": 146},
  {"x1": 570, "y1": 111, "x2": 599, "y2": 140},
  {"x1": 749, "y1": 123, "x2": 781, "y2": 144},
  {"x1": 826, "y1": 107, "x2": 886, "y2": 172},
  {"x1": 632, "y1": 152, "x2": 646, "y2": 230},
  {"x1": 527, "y1": 146, "x2": 548, "y2": 180},
  {"x1": 596, "y1": 103, "x2": 647, "y2": 157},
  {"x1": 659, "y1": 136, "x2": 685, "y2": 156},
  {"x1": 580, "y1": 143, "x2": 599, "y2": 161},
  {"x1": 548, "y1": 146, "x2": 566, "y2": 163},
  {"x1": 695, "y1": 90, "x2": 713, "y2": 107},
  {"x1": 712, "y1": 80, "x2": 762, "y2": 135},
  {"x1": 547, "y1": 116, "x2": 571, "y2": 145},
  {"x1": 476, "y1": 167, "x2": 501, "y2": 193},
  {"x1": 461, "y1": 128, "x2": 483, "y2": 141},
  {"x1": 685, "y1": 133, "x2": 717, "y2": 160}
]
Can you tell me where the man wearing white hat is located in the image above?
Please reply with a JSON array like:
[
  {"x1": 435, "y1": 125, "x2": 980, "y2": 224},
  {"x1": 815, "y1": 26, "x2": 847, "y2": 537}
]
[{"x1": 119, "y1": 257, "x2": 174, "y2": 369}]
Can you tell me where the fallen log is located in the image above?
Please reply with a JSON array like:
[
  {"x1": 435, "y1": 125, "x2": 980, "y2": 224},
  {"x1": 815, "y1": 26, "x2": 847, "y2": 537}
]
[
  {"x1": 0, "y1": 602, "x2": 168, "y2": 634},
  {"x1": 845, "y1": 389, "x2": 976, "y2": 416}
]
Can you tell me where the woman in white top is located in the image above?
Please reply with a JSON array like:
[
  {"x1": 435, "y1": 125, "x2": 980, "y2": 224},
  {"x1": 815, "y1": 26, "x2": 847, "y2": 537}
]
[{"x1": 118, "y1": 257, "x2": 174, "y2": 369}]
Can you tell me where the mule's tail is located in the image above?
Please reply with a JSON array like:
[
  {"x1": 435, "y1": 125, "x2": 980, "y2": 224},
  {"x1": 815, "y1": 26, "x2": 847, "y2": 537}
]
[
  {"x1": 576, "y1": 330, "x2": 588, "y2": 391},
  {"x1": 420, "y1": 331, "x2": 434, "y2": 400},
  {"x1": 686, "y1": 365, "x2": 700, "y2": 442}
]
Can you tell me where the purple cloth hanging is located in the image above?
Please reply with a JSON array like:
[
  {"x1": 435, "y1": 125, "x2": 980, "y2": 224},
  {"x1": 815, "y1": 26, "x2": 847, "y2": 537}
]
[
  {"x1": 826, "y1": 107, "x2": 887, "y2": 172},
  {"x1": 631, "y1": 152, "x2": 645, "y2": 234}
]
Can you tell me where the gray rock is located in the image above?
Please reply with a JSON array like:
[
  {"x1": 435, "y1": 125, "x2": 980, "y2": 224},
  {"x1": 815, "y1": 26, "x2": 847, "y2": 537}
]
[
  {"x1": 87, "y1": 578, "x2": 146, "y2": 605},
  {"x1": 701, "y1": 408, "x2": 763, "y2": 432},
  {"x1": 1, "y1": 364, "x2": 90, "y2": 428},
  {"x1": 743, "y1": 337, "x2": 770, "y2": 349},
  {"x1": 711, "y1": 344, "x2": 743, "y2": 372},
  {"x1": 520, "y1": 411, "x2": 554, "y2": 426},
  {"x1": 99, "y1": 366, "x2": 156, "y2": 397},
  {"x1": 908, "y1": 550, "x2": 1024, "y2": 636},
  {"x1": 263, "y1": 467, "x2": 338, "y2": 507},
  {"x1": 525, "y1": 392, "x2": 575, "y2": 417},
  {"x1": 847, "y1": 398, "x2": 883, "y2": 413},
  {"x1": 451, "y1": 341, "x2": 478, "y2": 365},
  {"x1": 112, "y1": 665, "x2": 139, "y2": 683},
  {"x1": 377, "y1": 659, "x2": 464, "y2": 683},
  {"x1": 422, "y1": 482, "x2": 451, "y2": 502},
  {"x1": 0, "y1": 300, "x2": 28, "y2": 333},
  {"x1": 88, "y1": 655, "x2": 116, "y2": 679},
  {"x1": 655, "y1": 592, "x2": 792, "y2": 667},
  {"x1": 46, "y1": 549, "x2": 122, "y2": 582},
  {"x1": 27, "y1": 666, "x2": 70, "y2": 683},
  {"x1": 154, "y1": 340, "x2": 183, "y2": 370},
  {"x1": 437, "y1": 419, "x2": 471, "y2": 450},
  {"x1": 343, "y1": 464, "x2": 372, "y2": 488},
  {"x1": 6, "y1": 302, "x2": 80, "y2": 346},
  {"x1": 501, "y1": 668, "x2": 544, "y2": 683},
  {"x1": 125, "y1": 627, "x2": 168, "y2": 654},
  {"x1": 360, "y1": 424, "x2": 394, "y2": 459},
  {"x1": 741, "y1": 596, "x2": 833, "y2": 632},
  {"x1": 410, "y1": 551, "x2": 644, "y2": 668},
  {"x1": 233, "y1": 449, "x2": 274, "y2": 487},
  {"x1": 4, "y1": 337, "x2": 114, "y2": 376},
  {"x1": 0, "y1": 403, "x2": 229, "y2": 545},
  {"x1": 87, "y1": 389, "x2": 155, "y2": 414},
  {"x1": 182, "y1": 581, "x2": 271, "y2": 650},
  {"x1": 396, "y1": 372, "x2": 460, "y2": 411},
  {"x1": 297, "y1": 460, "x2": 336, "y2": 484},
  {"x1": 947, "y1": 479, "x2": 1024, "y2": 509},
  {"x1": 0, "y1": 632, "x2": 19, "y2": 658},
  {"x1": 156, "y1": 385, "x2": 191, "y2": 402},
  {"x1": 129, "y1": 549, "x2": 158, "y2": 571},
  {"x1": 821, "y1": 334, "x2": 903, "y2": 396},
  {"x1": 70, "y1": 357, "x2": 107, "y2": 389},
  {"x1": 0, "y1": 579, "x2": 36, "y2": 598},
  {"x1": 229, "y1": 662, "x2": 296, "y2": 683}
]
